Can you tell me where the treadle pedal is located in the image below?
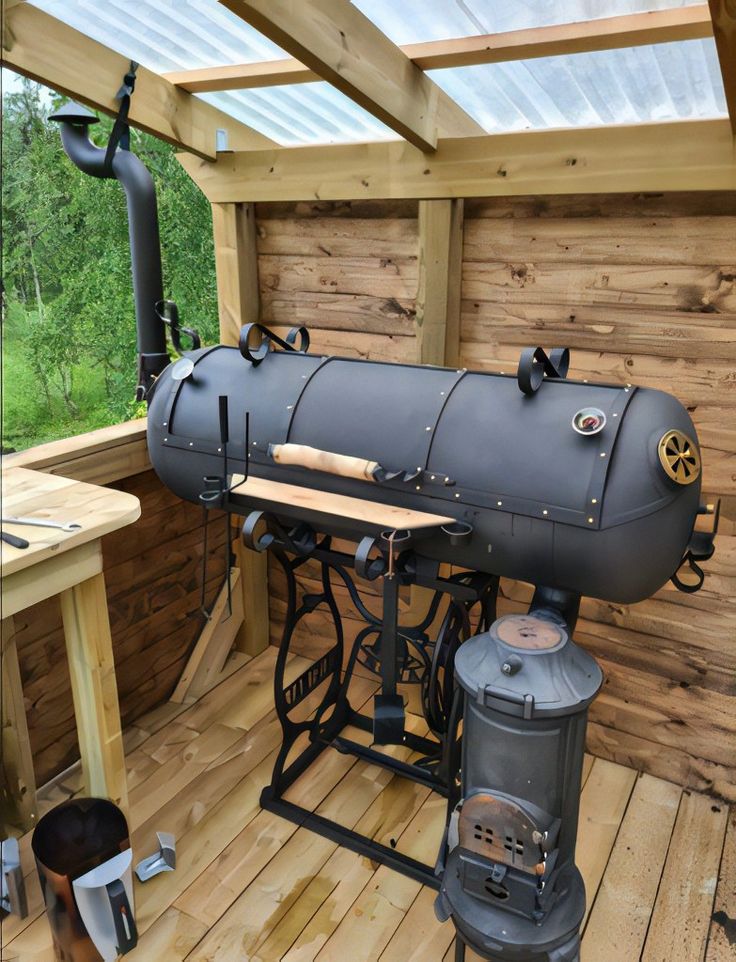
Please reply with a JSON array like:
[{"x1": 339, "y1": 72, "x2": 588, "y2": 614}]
[{"x1": 373, "y1": 693, "x2": 405, "y2": 745}]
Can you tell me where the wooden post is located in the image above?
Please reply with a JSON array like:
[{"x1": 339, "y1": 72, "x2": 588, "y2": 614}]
[
  {"x1": 211, "y1": 201, "x2": 270, "y2": 656},
  {"x1": 411, "y1": 199, "x2": 465, "y2": 617},
  {"x1": 59, "y1": 573, "x2": 128, "y2": 813},
  {"x1": 416, "y1": 199, "x2": 464, "y2": 368},
  {"x1": 1, "y1": 618, "x2": 38, "y2": 834}
]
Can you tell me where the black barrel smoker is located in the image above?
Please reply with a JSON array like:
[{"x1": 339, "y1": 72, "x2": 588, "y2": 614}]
[{"x1": 52, "y1": 104, "x2": 718, "y2": 962}]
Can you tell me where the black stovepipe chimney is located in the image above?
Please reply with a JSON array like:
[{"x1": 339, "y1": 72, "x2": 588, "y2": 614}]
[{"x1": 49, "y1": 102, "x2": 169, "y2": 400}]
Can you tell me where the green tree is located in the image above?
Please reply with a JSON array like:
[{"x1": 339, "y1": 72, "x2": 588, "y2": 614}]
[{"x1": 1, "y1": 76, "x2": 218, "y2": 450}]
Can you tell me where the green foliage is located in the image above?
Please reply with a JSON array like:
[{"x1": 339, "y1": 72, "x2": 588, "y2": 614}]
[{"x1": 1, "y1": 77, "x2": 218, "y2": 452}]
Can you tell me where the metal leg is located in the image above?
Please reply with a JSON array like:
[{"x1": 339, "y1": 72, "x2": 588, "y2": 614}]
[{"x1": 454, "y1": 936, "x2": 466, "y2": 962}]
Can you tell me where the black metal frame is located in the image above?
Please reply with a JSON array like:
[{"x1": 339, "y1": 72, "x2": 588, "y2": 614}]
[{"x1": 241, "y1": 511, "x2": 498, "y2": 888}]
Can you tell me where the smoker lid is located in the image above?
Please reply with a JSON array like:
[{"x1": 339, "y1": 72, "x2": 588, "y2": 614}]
[{"x1": 454, "y1": 614, "x2": 603, "y2": 719}]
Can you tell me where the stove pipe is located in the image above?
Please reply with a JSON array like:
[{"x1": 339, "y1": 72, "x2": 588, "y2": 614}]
[{"x1": 49, "y1": 102, "x2": 169, "y2": 400}]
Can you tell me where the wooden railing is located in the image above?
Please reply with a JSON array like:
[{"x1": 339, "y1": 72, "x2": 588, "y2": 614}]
[{"x1": 5, "y1": 419, "x2": 150, "y2": 485}]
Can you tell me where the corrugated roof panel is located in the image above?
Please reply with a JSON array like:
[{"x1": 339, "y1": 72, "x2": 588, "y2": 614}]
[
  {"x1": 353, "y1": 0, "x2": 705, "y2": 45},
  {"x1": 429, "y1": 38, "x2": 725, "y2": 132},
  {"x1": 27, "y1": 1, "x2": 726, "y2": 145},
  {"x1": 29, "y1": 0, "x2": 397, "y2": 145}
]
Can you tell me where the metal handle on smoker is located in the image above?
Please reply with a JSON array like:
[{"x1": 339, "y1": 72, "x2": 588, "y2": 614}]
[{"x1": 105, "y1": 878, "x2": 138, "y2": 954}]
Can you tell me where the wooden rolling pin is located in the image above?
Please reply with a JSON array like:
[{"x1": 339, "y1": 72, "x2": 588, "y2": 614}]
[{"x1": 268, "y1": 443, "x2": 379, "y2": 482}]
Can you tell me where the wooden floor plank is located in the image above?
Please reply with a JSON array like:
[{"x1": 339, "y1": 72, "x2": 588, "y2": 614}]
[
  {"x1": 706, "y1": 806, "x2": 736, "y2": 961},
  {"x1": 582, "y1": 774, "x2": 682, "y2": 960},
  {"x1": 642, "y1": 791, "x2": 729, "y2": 962},
  {"x1": 379, "y1": 887, "x2": 455, "y2": 962},
  {"x1": 273, "y1": 775, "x2": 434, "y2": 961},
  {"x1": 183, "y1": 718, "x2": 431, "y2": 961},
  {"x1": 313, "y1": 796, "x2": 447, "y2": 962},
  {"x1": 576, "y1": 757, "x2": 638, "y2": 925},
  {"x1": 174, "y1": 676, "x2": 378, "y2": 928}
]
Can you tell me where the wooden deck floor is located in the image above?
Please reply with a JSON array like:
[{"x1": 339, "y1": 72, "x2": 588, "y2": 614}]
[{"x1": 3, "y1": 647, "x2": 734, "y2": 962}]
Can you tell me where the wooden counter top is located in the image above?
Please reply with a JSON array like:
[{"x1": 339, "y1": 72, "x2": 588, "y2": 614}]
[{"x1": 1, "y1": 466, "x2": 141, "y2": 577}]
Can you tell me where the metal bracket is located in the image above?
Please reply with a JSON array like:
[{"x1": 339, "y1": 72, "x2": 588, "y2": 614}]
[
  {"x1": 1, "y1": 837, "x2": 28, "y2": 918},
  {"x1": 134, "y1": 832, "x2": 176, "y2": 882}
]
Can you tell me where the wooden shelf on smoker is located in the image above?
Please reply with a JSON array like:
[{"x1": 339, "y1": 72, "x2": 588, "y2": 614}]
[{"x1": 228, "y1": 475, "x2": 456, "y2": 531}]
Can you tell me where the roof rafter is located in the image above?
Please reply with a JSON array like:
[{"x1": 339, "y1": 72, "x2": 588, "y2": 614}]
[
  {"x1": 166, "y1": 5, "x2": 713, "y2": 93},
  {"x1": 217, "y1": 0, "x2": 482, "y2": 150},
  {"x1": 708, "y1": 0, "x2": 736, "y2": 134},
  {"x1": 1, "y1": 3, "x2": 275, "y2": 159},
  {"x1": 178, "y1": 119, "x2": 736, "y2": 203}
]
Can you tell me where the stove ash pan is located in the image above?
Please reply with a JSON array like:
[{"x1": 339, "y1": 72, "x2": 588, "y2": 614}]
[{"x1": 147, "y1": 345, "x2": 702, "y2": 605}]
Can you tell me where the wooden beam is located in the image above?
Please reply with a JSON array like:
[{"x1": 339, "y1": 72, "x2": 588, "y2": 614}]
[
  {"x1": 179, "y1": 119, "x2": 736, "y2": 203},
  {"x1": 210, "y1": 202, "x2": 270, "y2": 656},
  {"x1": 170, "y1": 568, "x2": 244, "y2": 703},
  {"x1": 416, "y1": 199, "x2": 464, "y2": 368},
  {"x1": 1, "y1": 3, "x2": 275, "y2": 159},
  {"x1": 709, "y1": 0, "x2": 736, "y2": 134},
  {"x1": 405, "y1": 5, "x2": 714, "y2": 70},
  {"x1": 1, "y1": 618, "x2": 38, "y2": 835},
  {"x1": 165, "y1": 5, "x2": 713, "y2": 92},
  {"x1": 218, "y1": 0, "x2": 481, "y2": 148}
]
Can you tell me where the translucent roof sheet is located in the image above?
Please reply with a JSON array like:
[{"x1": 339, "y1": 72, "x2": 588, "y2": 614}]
[
  {"x1": 353, "y1": 0, "x2": 704, "y2": 45},
  {"x1": 431, "y1": 39, "x2": 726, "y2": 131},
  {"x1": 28, "y1": 1, "x2": 726, "y2": 146}
]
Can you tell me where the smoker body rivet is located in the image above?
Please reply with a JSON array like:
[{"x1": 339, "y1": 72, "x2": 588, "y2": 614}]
[
  {"x1": 588, "y1": 517, "x2": 594, "y2": 523},
  {"x1": 591, "y1": 498, "x2": 598, "y2": 504},
  {"x1": 425, "y1": 426, "x2": 431, "y2": 432},
  {"x1": 455, "y1": 493, "x2": 460, "y2": 498},
  {"x1": 287, "y1": 405, "x2": 293, "y2": 410},
  {"x1": 497, "y1": 500, "x2": 503, "y2": 506},
  {"x1": 162, "y1": 421, "x2": 167, "y2": 427},
  {"x1": 543, "y1": 509, "x2": 548, "y2": 515},
  {"x1": 164, "y1": 437, "x2": 168, "y2": 442},
  {"x1": 252, "y1": 441, "x2": 257, "y2": 447},
  {"x1": 189, "y1": 442, "x2": 194, "y2": 447},
  {"x1": 416, "y1": 485, "x2": 421, "y2": 491},
  {"x1": 431, "y1": 475, "x2": 436, "y2": 480},
  {"x1": 217, "y1": 447, "x2": 222, "y2": 453}
]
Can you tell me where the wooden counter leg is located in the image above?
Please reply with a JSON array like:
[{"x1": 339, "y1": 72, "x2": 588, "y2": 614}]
[
  {"x1": 1, "y1": 617, "x2": 38, "y2": 834},
  {"x1": 59, "y1": 572, "x2": 128, "y2": 814}
]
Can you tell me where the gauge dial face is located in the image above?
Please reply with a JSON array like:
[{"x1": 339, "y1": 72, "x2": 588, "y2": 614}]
[{"x1": 572, "y1": 407, "x2": 606, "y2": 436}]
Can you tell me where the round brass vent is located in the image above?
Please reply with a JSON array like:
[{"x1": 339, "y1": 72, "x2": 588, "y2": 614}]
[{"x1": 658, "y1": 430, "x2": 701, "y2": 485}]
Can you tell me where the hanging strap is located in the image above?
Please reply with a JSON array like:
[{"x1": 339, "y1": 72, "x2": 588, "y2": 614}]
[{"x1": 104, "y1": 61, "x2": 139, "y2": 174}]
